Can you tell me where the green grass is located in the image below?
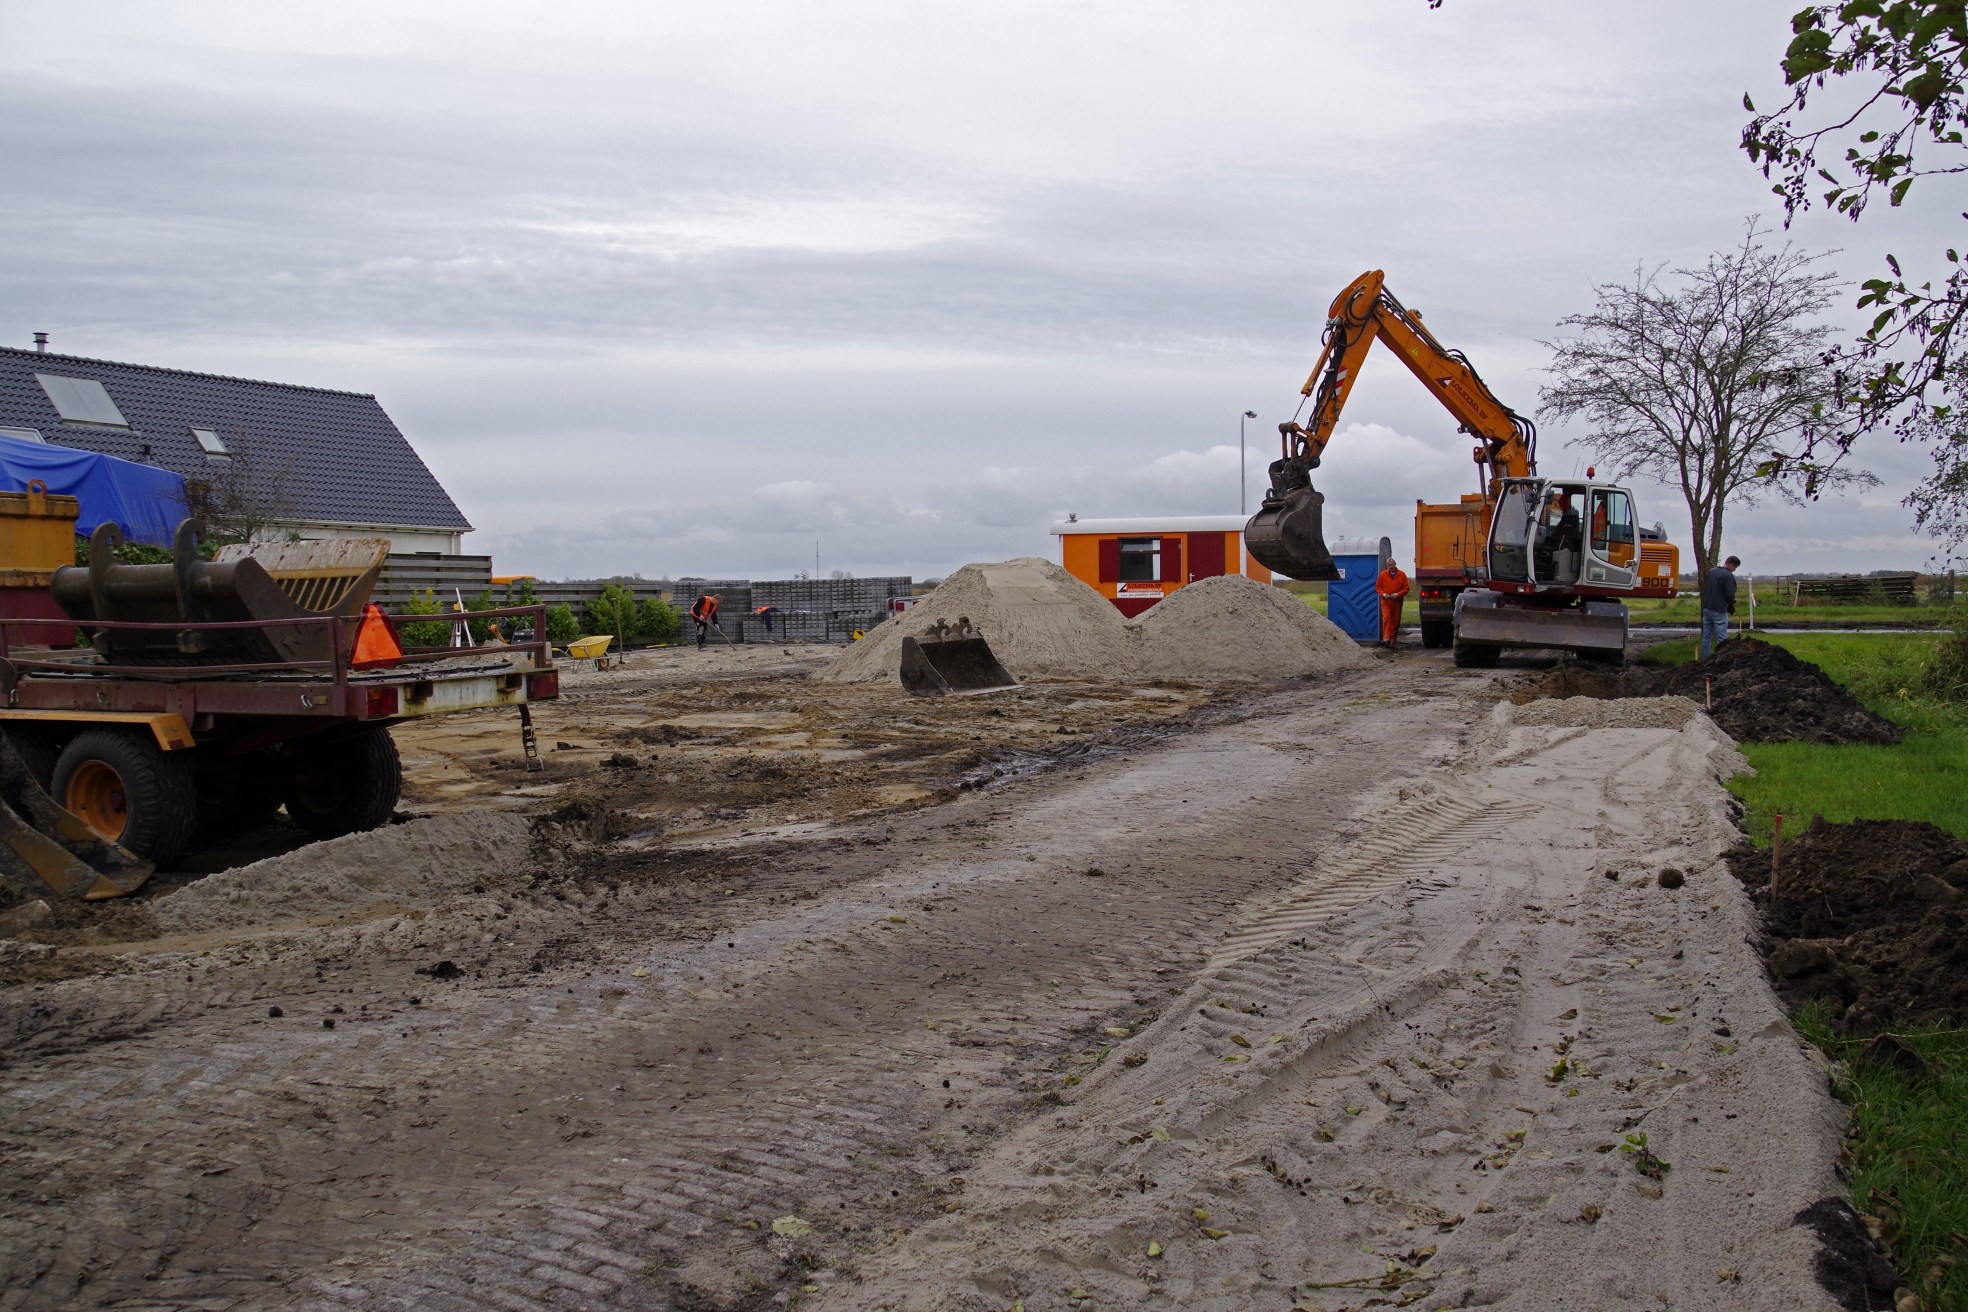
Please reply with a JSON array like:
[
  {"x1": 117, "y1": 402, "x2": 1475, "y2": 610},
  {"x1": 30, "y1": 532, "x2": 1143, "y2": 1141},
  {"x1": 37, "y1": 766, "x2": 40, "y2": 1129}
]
[
  {"x1": 1793, "y1": 1002, "x2": 1968, "y2": 1311},
  {"x1": 1625, "y1": 593, "x2": 1949, "y2": 627},
  {"x1": 1642, "y1": 631, "x2": 1967, "y2": 842}
]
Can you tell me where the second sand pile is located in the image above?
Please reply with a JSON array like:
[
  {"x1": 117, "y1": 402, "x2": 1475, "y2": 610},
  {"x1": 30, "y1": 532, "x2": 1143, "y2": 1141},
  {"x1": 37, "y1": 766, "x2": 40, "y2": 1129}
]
[
  {"x1": 821, "y1": 558, "x2": 1367, "y2": 685},
  {"x1": 1132, "y1": 573, "x2": 1369, "y2": 680}
]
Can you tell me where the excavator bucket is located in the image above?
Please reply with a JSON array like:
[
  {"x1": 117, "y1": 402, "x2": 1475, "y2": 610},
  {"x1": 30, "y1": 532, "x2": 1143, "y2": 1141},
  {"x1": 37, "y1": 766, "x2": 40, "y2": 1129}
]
[
  {"x1": 899, "y1": 635, "x2": 1018, "y2": 696},
  {"x1": 0, "y1": 734, "x2": 151, "y2": 901},
  {"x1": 1243, "y1": 477, "x2": 1338, "y2": 581},
  {"x1": 52, "y1": 521, "x2": 391, "y2": 669}
]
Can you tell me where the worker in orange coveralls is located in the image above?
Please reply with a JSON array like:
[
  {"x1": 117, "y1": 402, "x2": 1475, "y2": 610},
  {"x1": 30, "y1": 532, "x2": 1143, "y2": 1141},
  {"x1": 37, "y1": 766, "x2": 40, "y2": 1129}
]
[{"x1": 1374, "y1": 561, "x2": 1410, "y2": 648}]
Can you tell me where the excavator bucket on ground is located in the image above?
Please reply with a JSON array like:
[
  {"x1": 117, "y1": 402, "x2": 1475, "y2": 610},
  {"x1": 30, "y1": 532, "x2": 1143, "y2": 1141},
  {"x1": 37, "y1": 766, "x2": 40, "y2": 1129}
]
[
  {"x1": 1243, "y1": 462, "x2": 1338, "y2": 581},
  {"x1": 899, "y1": 635, "x2": 1018, "y2": 696},
  {"x1": 0, "y1": 733, "x2": 151, "y2": 900}
]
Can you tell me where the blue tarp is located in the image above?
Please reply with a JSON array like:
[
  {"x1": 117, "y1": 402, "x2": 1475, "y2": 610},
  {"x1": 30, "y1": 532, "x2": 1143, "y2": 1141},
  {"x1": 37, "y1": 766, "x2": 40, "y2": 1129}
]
[{"x1": 0, "y1": 435, "x2": 187, "y2": 546}]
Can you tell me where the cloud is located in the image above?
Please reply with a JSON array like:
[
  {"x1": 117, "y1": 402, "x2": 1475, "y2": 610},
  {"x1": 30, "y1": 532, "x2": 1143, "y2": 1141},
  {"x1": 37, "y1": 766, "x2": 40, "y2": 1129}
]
[{"x1": 0, "y1": 0, "x2": 1951, "y2": 580}]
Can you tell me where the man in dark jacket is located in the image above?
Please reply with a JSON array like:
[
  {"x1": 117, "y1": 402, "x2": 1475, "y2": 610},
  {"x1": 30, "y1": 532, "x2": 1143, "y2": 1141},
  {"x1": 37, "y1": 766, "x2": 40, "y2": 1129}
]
[{"x1": 1700, "y1": 555, "x2": 1739, "y2": 660}]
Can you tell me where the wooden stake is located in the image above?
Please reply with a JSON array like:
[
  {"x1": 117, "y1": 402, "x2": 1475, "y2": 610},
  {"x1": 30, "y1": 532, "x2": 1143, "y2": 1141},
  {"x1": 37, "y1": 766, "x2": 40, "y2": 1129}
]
[
  {"x1": 1705, "y1": 676, "x2": 1712, "y2": 710},
  {"x1": 1771, "y1": 812, "x2": 1784, "y2": 896}
]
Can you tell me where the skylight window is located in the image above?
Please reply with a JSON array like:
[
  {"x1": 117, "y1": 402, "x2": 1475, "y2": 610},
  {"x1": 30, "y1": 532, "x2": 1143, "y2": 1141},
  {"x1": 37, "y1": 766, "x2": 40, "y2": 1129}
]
[
  {"x1": 35, "y1": 374, "x2": 130, "y2": 428},
  {"x1": 190, "y1": 426, "x2": 230, "y2": 456},
  {"x1": 0, "y1": 426, "x2": 44, "y2": 444}
]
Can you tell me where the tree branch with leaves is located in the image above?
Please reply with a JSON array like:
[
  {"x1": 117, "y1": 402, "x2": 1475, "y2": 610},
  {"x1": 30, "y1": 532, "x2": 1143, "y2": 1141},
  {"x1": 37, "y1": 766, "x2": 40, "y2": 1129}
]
[
  {"x1": 1742, "y1": 0, "x2": 1968, "y2": 548},
  {"x1": 1539, "y1": 227, "x2": 1876, "y2": 581}
]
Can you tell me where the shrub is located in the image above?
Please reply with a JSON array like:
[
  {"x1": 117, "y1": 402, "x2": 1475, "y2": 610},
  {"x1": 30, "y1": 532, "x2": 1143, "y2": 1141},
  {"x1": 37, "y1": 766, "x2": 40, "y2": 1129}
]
[
  {"x1": 397, "y1": 589, "x2": 452, "y2": 648},
  {"x1": 545, "y1": 602, "x2": 580, "y2": 647},
  {"x1": 1925, "y1": 605, "x2": 1968, "y2": 703},
  {"x1": 584, "y1": 583, "x2": 637, "y2": 642},
  {"x1": 636, "y1": 596, "x2": 681, "y2": 645},
  {"x1": 463, "y1": 588, "x2": 498, "y2": 644}
]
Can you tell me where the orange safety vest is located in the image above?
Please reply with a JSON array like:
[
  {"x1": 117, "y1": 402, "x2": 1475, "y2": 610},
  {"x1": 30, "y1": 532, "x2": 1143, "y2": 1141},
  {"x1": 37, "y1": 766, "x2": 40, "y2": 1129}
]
[
  {"x1": 1375, "y1": 566, "x2": 1410, "y2": 600},
  {"x1": 352, "y1": 602, "x2": 403, "y2": 669}
]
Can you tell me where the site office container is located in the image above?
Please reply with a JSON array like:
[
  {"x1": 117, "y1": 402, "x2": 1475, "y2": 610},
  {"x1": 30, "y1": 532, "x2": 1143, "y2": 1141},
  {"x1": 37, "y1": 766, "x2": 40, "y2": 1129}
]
[{"x1": 1051, "y1": 516, "x2": 1271, "y2": 618}]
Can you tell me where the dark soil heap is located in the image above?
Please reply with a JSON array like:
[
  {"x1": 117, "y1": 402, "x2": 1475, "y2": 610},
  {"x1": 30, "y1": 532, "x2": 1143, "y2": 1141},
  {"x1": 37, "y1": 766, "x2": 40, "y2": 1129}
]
[
  {"x1": 1730, "y1": 818, "x2": 1968, "y2": 1030},
  {"x1": 1539, "y1": 637, "x2": 1902, "y2": 746}
]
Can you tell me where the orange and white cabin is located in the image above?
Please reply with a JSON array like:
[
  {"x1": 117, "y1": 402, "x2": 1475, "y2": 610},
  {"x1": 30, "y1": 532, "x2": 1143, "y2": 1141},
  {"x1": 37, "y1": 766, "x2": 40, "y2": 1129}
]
[{"x1": 1051, "y1": 516, "x2": 1273, "y2": 617}]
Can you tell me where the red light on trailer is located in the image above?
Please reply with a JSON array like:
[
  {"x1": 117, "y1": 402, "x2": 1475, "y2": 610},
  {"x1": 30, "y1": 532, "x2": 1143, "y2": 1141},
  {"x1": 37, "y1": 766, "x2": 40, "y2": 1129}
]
[
  {"x1": 527, "y1": 670, "x2": 560, "y2": 701},
  {"x1": 1586, "y1": 466, "x2": 1596, "y2": 479},
  {"x1": 365, "y1": 686, "x2": 400, "y2": 718}
]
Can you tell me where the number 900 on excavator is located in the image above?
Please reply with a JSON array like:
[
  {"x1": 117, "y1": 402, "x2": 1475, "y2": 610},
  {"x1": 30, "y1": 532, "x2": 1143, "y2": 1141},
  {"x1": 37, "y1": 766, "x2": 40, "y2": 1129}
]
[{"x1": 1242, "y1": 270, "x2": 1679, "y2": 666}]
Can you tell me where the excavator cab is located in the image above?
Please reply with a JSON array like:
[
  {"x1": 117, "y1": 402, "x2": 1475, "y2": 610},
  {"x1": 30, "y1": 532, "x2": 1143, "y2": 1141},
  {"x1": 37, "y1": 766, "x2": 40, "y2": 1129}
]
[
  {"x1": 1487, "y1": 478, "x2": 1640, "y2": 592},
  {"x1": 1243, "y1": 457, "x2": 1338, "y2": 580}
]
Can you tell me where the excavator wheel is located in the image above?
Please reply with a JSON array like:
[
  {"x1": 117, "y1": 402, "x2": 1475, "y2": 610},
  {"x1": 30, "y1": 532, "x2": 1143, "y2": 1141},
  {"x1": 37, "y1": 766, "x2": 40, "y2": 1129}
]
[
  {"x1": 50, "y1": 728, "x2": 198, "y2": 867},
  {"x1": 280, "y1": 727, "x2": 402, "y2": 839}
]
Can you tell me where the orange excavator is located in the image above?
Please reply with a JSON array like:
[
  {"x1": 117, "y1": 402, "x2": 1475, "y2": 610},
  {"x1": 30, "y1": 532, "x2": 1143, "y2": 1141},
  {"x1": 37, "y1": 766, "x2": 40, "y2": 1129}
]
[{"x1": 1243, "y1": 270, "x2": 1679, "y2": 665}]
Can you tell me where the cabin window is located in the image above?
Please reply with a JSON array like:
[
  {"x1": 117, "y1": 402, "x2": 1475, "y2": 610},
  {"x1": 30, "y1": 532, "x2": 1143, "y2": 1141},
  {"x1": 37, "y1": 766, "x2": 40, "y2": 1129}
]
[{"x1": 1117, "y1": 537, "x2": 1160, "y2": 582}]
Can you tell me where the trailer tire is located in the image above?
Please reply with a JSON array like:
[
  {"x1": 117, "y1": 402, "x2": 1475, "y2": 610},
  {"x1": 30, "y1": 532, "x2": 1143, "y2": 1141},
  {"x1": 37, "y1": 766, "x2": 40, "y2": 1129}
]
[
  {"x1": 1420, "y1": 619, "x2": 1454, "y2": 649},
  {"x1": 1452, "y1": 639, "x2": 1500, "y2": 668},
  {"x1": 193, "y1": 755, "x2": 283, "y2": 843},
  {"x1": 281, "y1": 728, "x2": 401, "y2": 839},
  {"x1": 52, "y1": 728, "x2": 198, "y2": 865}
]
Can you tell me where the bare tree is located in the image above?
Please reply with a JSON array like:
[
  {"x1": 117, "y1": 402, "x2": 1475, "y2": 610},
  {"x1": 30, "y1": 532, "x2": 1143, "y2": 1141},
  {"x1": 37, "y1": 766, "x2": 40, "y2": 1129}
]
[
  {"x1": 1540, "y1": 225, "x2": 1876, "y2": 581},
  {"x1": 177, "y1": 447, "x2": 300, "y2": 547}
]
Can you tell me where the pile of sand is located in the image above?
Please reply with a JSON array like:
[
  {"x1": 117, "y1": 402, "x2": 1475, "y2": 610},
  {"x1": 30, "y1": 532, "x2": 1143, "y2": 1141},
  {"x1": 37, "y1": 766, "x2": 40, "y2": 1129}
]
[
  {"x1": 1132, "y1": 573, "x2": 1370, "y2": 680},
  {"x1": 149, "y1": 812, "x2": 532, "y2": 934},
  {"x1": 1506, "y1": 693, "x2": 1702, "y2": 731},
  {"x1": 821, "y1": 558, "x2": 1137, "y2": 683},
  {"x1": 820, "y1": 557, "x2": 1367, "y2": 685}
]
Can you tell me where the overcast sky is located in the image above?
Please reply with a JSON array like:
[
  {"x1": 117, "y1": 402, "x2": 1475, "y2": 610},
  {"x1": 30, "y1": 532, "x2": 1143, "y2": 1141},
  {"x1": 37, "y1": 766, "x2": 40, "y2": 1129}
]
[{"x1": 1, "y1": 0, "x2": 1948, "y2": 580}]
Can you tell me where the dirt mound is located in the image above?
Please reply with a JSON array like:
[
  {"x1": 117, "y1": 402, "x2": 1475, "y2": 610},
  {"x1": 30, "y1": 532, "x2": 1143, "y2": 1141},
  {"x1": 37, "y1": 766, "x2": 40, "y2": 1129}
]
[
  {"x1": 1733, "y1": 818, "x2": 1968, "y2": 1030},
  {"x1": 1537, "y1": 637, "x2": 1902, "y2": 746},
  {"x1": 819, "y1": 557, "x2": 1136, "y2": 683},
  {"x1": 822, "y1": 560, "x2": 1369, "y2": 685},
  {"x1": 1131, "y1": 573, "x2": 1369, "y2": 680},
  {"x1": 148, "y1": 812, "x2": 532, "y2": 934}
]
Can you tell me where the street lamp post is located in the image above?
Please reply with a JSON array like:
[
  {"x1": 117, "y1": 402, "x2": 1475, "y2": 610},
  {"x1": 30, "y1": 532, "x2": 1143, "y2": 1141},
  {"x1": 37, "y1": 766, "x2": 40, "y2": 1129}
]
[{"x1": 1239, "y1": 410, "x2": 1258, "y2": 515}]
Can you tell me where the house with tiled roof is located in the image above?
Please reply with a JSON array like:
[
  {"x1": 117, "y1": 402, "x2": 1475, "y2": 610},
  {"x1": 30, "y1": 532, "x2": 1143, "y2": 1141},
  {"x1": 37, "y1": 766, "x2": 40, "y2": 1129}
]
[{"x1": 0, "y1": 343, "x2": 471, "y2": 553}]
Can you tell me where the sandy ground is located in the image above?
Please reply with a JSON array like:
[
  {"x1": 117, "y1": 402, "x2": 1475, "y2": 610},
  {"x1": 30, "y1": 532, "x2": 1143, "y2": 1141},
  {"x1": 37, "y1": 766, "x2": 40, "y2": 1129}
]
[{"x1": 0, "y1": 646, "x2": 1852, "y2": 1310}]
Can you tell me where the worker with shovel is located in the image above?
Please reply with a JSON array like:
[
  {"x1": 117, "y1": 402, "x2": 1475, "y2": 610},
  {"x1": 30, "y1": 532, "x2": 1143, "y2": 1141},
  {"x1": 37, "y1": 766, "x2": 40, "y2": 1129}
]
[
  {"x1": 1375, "y1": 559, "x2": 1410, "y2": 649},
  {"x1": 690, "y1": 592, "x2": 722, "y2": 649}
]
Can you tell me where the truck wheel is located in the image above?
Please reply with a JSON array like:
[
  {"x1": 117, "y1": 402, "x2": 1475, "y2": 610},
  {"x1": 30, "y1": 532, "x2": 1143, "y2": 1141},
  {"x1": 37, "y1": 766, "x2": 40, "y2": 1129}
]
[
  {"x1": 52, "y1": 728, "x2": 198, "y2": 865},
  {"x1": 1452, "y1": 639, "x2": 1500, "y2": 669},
  {"x1": 1420, "y1": 619, "x2": 1454, "y2": 649},
  {"x1": 281, "y1": 728, "x2": 401, "y2": 839}
]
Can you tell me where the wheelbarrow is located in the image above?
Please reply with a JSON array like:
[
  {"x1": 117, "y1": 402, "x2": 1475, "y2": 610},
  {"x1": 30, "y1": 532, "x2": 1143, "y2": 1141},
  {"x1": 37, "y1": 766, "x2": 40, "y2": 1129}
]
[{"x1": 565, "y1": 634, "x2": 614, "y2": 670}]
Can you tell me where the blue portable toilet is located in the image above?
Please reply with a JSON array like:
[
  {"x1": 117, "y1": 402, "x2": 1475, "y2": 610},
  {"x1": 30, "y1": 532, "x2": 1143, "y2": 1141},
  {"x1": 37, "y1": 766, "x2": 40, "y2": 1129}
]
[{"x1": 1325, "y1": 536, "x2": 1394, "y2": 642}]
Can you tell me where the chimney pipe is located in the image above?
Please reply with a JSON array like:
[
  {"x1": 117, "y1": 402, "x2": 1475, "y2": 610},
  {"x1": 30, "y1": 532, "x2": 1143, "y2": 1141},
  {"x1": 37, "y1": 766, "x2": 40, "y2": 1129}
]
[{"x1": 31, "y1": 332, "x2": 48, "y2": 353}]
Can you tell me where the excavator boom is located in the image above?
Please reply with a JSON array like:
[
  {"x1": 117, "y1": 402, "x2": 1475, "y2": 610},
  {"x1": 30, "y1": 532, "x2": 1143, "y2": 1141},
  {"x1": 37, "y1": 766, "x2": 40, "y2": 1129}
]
[{"x1": 1243, "y1": 270, "x2": 1537, "y2": 580}]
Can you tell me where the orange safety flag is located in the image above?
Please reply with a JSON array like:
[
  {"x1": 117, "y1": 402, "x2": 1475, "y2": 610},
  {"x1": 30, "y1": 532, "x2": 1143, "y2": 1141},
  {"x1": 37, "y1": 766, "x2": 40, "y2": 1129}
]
[{"x1": 352, "y1": 602, "x2": 404, "y2": 669}]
